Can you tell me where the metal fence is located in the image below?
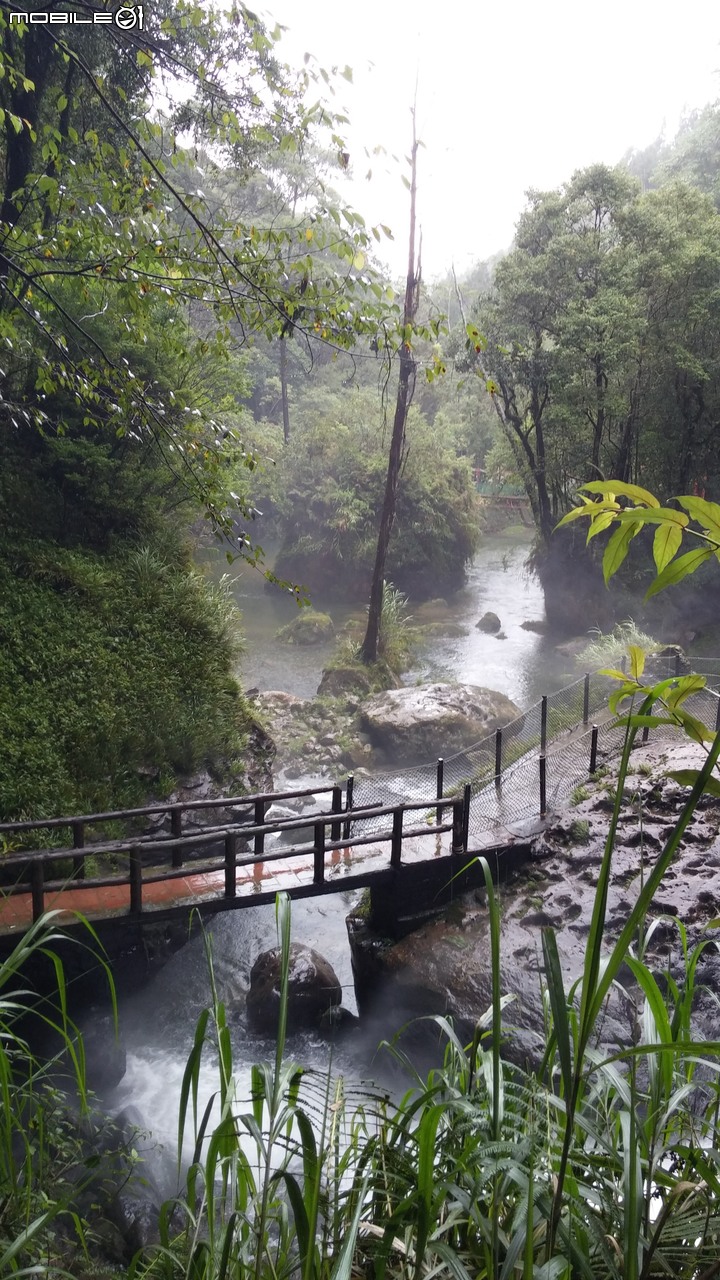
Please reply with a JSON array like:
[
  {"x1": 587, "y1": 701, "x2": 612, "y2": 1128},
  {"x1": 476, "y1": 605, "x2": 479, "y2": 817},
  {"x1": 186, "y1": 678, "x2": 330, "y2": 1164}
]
[{"x1": 349, "y1": 660, "x2": 720, "y2": 845}]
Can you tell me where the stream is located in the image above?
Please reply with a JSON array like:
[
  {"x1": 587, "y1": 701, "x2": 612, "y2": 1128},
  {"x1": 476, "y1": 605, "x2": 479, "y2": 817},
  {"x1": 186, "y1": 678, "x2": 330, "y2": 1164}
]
[{"x1": 105, "y1": 536, "x2": 574, "y2": 1193}]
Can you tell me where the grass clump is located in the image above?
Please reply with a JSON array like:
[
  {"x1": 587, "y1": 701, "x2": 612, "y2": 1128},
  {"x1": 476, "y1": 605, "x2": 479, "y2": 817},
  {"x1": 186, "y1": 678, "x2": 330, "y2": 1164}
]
[
  {"x1": 569, "y1": 817, "x2": 590, "y2": 842},
  {"x1": 578, "y1": 618, "x2": 659, "y2": 668}
]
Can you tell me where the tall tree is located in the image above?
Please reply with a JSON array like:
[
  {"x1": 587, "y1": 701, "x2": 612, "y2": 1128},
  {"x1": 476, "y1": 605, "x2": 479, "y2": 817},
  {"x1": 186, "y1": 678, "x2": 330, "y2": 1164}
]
[
  {"x1": 0, "y1": 3, "x2": 392, "y2": 554},
  {"x1": 361, "y1": 113, "x2": 421, "y2": 663}
]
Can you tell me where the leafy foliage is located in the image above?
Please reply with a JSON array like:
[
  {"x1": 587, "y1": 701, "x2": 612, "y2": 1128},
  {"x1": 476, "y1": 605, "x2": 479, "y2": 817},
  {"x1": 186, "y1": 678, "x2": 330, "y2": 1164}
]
[
  {"x1": 558, "y1": 481, "x2": 720, "y2": 597},
  {"x1": 0, "y1": 4, "x2": 398, "y2": 552},
  {"x1": 267, "y1": 391, "x2": 480, "y2": 600},
  {"x1": 0, "y1": 915, "x2": 122, "y2": 1276},
  {"x1": 0, "y1": 539, "x2": 252, "y2": 821},
  {"x1": 464, "y1": 158, "x2": 720, "y2": 545}
]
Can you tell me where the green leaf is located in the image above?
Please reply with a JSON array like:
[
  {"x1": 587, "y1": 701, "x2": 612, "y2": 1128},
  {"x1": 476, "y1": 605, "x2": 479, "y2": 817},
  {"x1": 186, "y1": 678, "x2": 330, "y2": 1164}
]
[
  {"x1": 652, "y1": 519, "x2": 684, "y2": 573},
  {"x1": 542, "y1": 928, "x2": 572, "y2": 1098},
  {"x1": 586, "y1": 508, "x2": 617, "y2": 542},
  {"x1": 645, "y1": 546, "x2": 714, "y2": 599},
  {"x1": 602, "y1": 521, "x2": 636, "y2": 585},
  {"x1": 627, "y1": 645, "x2": 646, "y2": 680},
  {"x1": 673, "y1": 708, "x2": 714, "y2": 744},
  {"x1": 668, "y1": 770, "x2": 720, "y2": 797},
  {"x1": 676, "y1": 495, "x2": 720, "y2": 540},
  {"x1": 580, "y1": 479, "x2": 660, "y2": 507},
  {"x1": 664, "y1": 673, "x2": 706, "y2": 708}
]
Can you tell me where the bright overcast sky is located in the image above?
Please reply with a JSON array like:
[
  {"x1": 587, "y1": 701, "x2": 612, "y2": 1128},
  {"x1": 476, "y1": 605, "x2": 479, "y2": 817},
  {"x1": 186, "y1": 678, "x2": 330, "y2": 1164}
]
[{"x1": 260, "y1": 0, "x2": 720, "y2": 282}]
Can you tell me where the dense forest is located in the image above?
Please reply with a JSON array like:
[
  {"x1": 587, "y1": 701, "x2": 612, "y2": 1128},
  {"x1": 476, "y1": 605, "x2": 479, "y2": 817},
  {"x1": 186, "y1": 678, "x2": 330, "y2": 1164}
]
[
  {"x1": 6, "y1": 6, "x2": 720, "y2": 1279},
  {"x1": 1, "y1": 3, "x2": 720, "y2": 819}
]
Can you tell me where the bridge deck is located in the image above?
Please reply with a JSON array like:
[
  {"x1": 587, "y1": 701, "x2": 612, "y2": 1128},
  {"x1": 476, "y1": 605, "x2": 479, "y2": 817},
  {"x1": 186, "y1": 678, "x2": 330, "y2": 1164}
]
[{"x1": 0, "y1": 827, "x2": 483, "y2": 933}]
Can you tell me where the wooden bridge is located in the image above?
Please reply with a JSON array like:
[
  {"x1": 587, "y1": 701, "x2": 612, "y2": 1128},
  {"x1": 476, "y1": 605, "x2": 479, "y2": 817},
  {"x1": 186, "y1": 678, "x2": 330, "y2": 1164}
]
[
  {"x1": 476, "y1": 493, "x2": 533, "y2": 525},
  {"x1": 0, "y1": 782, "x2": 519, "y2": 944}
]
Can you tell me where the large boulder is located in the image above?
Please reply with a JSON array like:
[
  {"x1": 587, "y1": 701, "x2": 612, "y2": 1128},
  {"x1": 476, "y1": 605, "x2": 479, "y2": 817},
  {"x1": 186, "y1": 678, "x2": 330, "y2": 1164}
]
[
  {"x1": 247, "y1": 943, "x2": 343, "y2": 1034},
  {"x1": 476, "y1": 611, "x2": 501, "y2": 633},
  {"x1": 276, "y1": 610, "x2": 334, "y2": 645},
  {"x1": 359, "y1": 682, "x2": 522, "y2": 764}
]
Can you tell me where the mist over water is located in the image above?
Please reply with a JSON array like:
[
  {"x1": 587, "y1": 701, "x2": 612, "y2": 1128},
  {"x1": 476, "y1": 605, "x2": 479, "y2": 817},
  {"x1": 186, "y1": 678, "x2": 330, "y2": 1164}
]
[{"x1": 219, "y1": 538, "x2": 575, "y2": 703}]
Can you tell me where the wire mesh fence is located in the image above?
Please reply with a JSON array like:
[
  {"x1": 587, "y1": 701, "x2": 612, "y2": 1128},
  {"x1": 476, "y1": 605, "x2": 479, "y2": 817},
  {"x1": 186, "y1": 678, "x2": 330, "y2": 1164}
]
[{"x1": 349, "y1": 662, "x2": 720, "y2": 846}]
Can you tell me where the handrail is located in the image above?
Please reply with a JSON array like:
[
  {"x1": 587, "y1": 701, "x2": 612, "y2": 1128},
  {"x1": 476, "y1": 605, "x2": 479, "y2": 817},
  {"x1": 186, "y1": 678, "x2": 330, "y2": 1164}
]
[
  {"x1": 0, "y1": 795, "x2": 453, "y2": 869},
  {"x1": 0, "y1": 782, "x2": 339, "y2": 835},
  {"x1": 1, "y1": 793, "x2": 469, "y2": 924}
]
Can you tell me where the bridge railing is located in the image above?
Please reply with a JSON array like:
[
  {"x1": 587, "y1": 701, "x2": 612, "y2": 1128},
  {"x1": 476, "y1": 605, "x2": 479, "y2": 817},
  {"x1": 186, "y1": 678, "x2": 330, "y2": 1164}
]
[
  {"x1": 350, "y1": 662, "x2": 720, "y2": 840},
  {"x1": 0, "y1": 793, "x2": 470, "y2": 924}
]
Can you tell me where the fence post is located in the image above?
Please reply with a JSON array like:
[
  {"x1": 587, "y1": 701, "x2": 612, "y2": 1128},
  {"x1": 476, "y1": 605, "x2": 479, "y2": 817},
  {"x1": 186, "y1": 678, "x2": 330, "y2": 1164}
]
[
  {"x1": 462, "y1": 783, "x2": 471, "y2": 852},
  {"x1": 31, "y1": 860, "x2": 44, "y2": 922},
  {"x1": 540, "y1": 696, "x2": 548, "y2": 753},
  {"x1": 171, "y1": 807, "x2": 183, "y2": 869},
  {"x1": 494, "y1": 729, "x2": 502, "y2": 790},
  {"x1": 539, "y1": 755, "x2": 547, "y2": 817},
  {"x1": 391, "y1": 807, "x2": 403, "y2": 869},
  {"x1": 583, "y1": 673, "x2": 590, "y2": 726},
  {"x1": 715, "y1": 697, "x2": 720, "y2": 734},
  {"x1": 72, "y1": 821, "x2": 85, "y2": 880},
  {"x1": 343, "y1": 775, "x2": 354, "y2": 840},
  {"x1": 331, "y1": 785, "x2": 342, "y2": 844},
  {"x1": 436, "y1": 758, "x2": 444, "y2": 824},
  {"x1": 452, "y1": 799, "x2": 464, "y2": 853},
  {"x1": 589, "y1": 725, "x2": 599, "y2": 775},
  {"x1": 224, "y1": 833, "x2": 237, "y2": 899},
  {"x1": 314, "y1": 822, "x2": 325, "y2": 885},
  {"x1": 254, "y1": 799, "x2": 266, "y2": 856},
  {"x1": 129, "y1": 846, "x2": 142, "y2": 915}
]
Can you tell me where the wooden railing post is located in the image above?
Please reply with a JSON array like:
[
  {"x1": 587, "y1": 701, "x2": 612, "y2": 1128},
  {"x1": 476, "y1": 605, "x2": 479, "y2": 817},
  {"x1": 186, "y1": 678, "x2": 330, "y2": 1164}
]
[
  {"x1": 331, "y1": 785, "x2": 342, "y2": 844},
  {"x1": 224, "y1": 833, "x2": 237, "y2": 898},
  {"x1": 129, "y1": 846, "x2": 142, "y2": 915},
  {"x1": 391, "y1": 807, "x2": 403, "y2": 869},
  {"x1": 254, "y1": 799, "x2": 266, "y2": 856},
  {"x1": 539, "y1": 756, "x2": 547, "y2": 817},
  {"x1": 436, "y1": 758, "x2": 444, "y2": 823},
  {"x1": 31, "y1": 860, "x2": 44, "y2": 922},
  {"x1": 583, "y1": 673, "x2": 590, "y2": 726},
  {"x1": 72, "y1": 821, "x2": 85, "y2": 880},
  {"x1": 462, "y1": 783, "x2": 471, "y2": 852},
  {"x1": 540, "y1": 696, "x2": 548, "y2": 753},
  {"x1": 171, "y1": 807, "x2": 183, "y2": 868},
  {"x1": 589, "y1": 725, "x2": 599, "y2": 775},
  {"x1": 343, "y1": 775, "x2": 354, "y2": 840},
  {"x1": 494, "y1": 729, "x2": 502, "y2": 790},
  {"x1": 314, "y1": 822, "x2": 325, "y2": 886},
  {"x1": 452, "y1": 799, "x2": 463, "y2": 853}
]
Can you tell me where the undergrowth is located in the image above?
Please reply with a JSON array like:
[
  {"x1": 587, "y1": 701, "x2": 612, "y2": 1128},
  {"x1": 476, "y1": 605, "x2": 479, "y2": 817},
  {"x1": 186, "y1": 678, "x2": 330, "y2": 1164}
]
[{"x1": 0, "y1": 539, "x2": 253, "y2": 822}]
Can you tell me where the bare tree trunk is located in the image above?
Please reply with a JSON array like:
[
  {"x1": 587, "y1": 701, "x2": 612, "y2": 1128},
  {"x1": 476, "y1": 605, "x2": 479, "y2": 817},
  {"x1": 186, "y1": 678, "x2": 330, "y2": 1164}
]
[
  {"x1": 360, "y1": 114, "x2": 421, "y2": 664},
  {"x1": 280, "y1": 335, "x2": 290, "y2": 444}
]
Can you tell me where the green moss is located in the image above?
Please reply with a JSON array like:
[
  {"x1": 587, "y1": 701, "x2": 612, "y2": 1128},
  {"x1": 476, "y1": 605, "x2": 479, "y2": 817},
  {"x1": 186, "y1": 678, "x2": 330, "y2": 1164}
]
[
  {"x1": 276, "y1": 609, "x2": 334, "y2": 645},
  {"x1": 0, "y1": 539, "x2": 254, "y2": 822}
]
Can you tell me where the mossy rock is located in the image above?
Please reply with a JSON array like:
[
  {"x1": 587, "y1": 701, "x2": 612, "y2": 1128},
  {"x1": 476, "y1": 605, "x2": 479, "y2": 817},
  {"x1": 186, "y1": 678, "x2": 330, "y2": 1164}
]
[
  {"x1": 317, "y1": 659, "x2": 398, "y2": 698},
  {"x1": 276, "y1": 610, "x2": 334, "y2": 645}
]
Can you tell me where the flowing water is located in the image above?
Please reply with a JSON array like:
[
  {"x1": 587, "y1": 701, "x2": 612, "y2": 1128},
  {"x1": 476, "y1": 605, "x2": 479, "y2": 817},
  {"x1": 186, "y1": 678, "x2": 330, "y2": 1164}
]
[{"x1": 105, "y1": 536, "x2": 578, "y2": 1190}]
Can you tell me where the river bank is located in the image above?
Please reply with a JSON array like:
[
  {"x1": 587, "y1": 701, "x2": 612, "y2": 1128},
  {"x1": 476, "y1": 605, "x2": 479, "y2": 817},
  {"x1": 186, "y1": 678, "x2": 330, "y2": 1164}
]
[{"x1": 347, "y1": 733, "x2": 720, "y2": 1068}]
